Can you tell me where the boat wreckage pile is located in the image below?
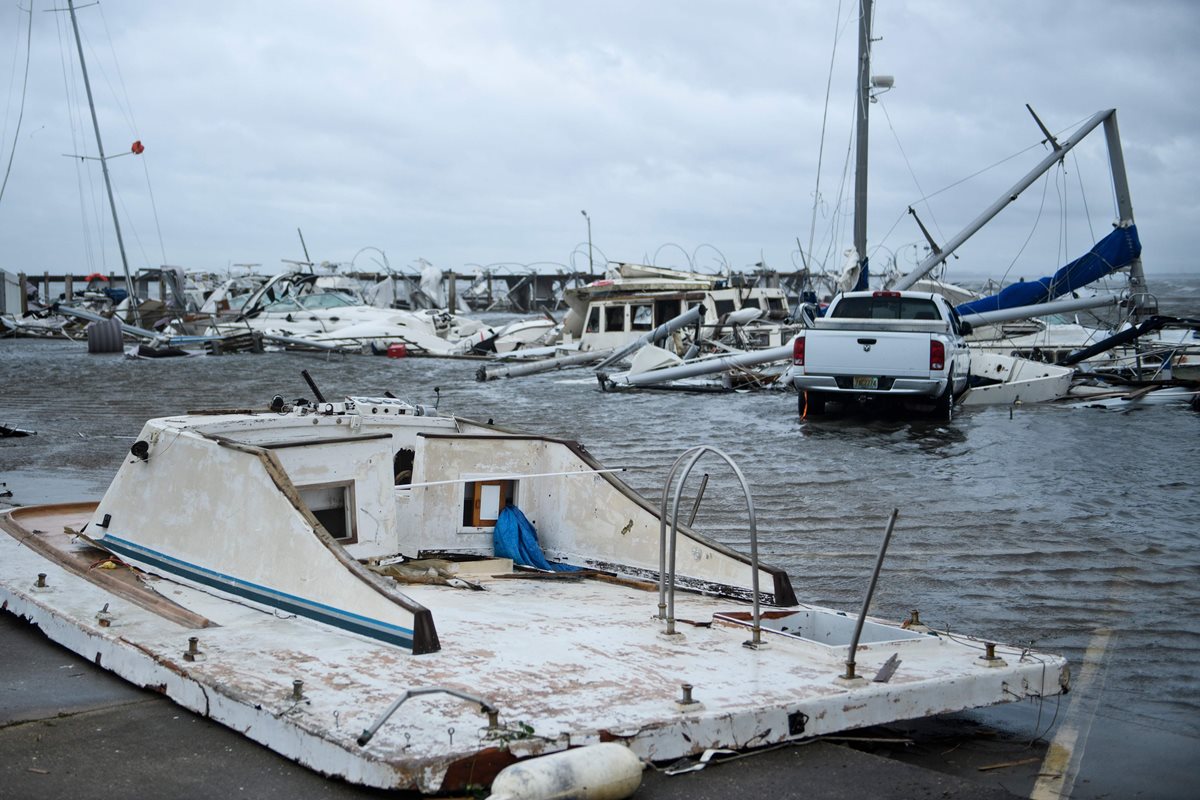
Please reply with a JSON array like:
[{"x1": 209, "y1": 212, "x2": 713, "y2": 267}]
[
  {"x1": 3, "y1": 104, "x2": 1198, "y2": 411},
  {"x1": 3, "y1": 257, "x2": 1198, "y2": 412}
]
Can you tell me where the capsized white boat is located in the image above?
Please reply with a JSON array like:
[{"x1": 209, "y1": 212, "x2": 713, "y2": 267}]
[
  {"x1": 0, "y1": 396, "x2": 1068, "y2": 793},
  {"x1": 960, "y1": 351, "x2": 1076, "y2": 406}
]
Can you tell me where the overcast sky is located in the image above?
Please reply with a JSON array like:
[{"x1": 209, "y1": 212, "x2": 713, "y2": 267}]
[{"x1": 1, "y1": 0, "x2": 1196, "y2": 283}]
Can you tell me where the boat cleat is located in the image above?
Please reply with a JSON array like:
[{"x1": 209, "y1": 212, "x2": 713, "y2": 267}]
[
  {"x1": 183, "y1": 636, "x2": 207, "y2": 663},
  {"x1": 977, "y1": 642, "x2": 1008, "y2": 668},
  {"x1": 674, "y1": 683, "x2": 703, "y2": 712}
]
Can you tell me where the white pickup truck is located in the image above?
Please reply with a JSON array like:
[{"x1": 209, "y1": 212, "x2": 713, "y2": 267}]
[{"x1": 791, "y1": 290, "x2": 972, "y2": 416}]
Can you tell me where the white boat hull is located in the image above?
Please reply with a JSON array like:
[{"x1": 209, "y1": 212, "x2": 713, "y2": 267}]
[{"x1": 961, "y1": 352, "x2": 1075, "y2": 406}]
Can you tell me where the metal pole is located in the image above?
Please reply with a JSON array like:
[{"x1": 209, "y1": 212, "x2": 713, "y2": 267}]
[
  {"x1": 581, "y1": 210, "x2": 593, "y2": 273},
  {"x1": 843, "y1": 508, "x2": 899, "y2": 680},
  {"x1": 852, "y1": 0, "x2": 873, "y2": 278},
  {"x1": 1103, "y1": 111, "x2": 1150, "y2": 320},
  {"x1": 66, "y1": 0, "x2": 141, "y2": 326},
  {"x1": 603, "y1": 340, "x2": 793, "y2": 388},
  {"x1": 960, "y1": 293, "x2": 1118, "y2": 328}
]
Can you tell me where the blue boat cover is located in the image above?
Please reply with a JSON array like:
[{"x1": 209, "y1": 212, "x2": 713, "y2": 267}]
[
  {"x1": 493, "y1": 505, "x2": 581, "y2": 572},
  {"x1": 955, "y1": 225, "x2": 1140, "y2": 316}
]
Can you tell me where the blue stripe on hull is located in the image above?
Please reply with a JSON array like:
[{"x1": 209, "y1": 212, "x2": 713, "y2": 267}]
[{"x1": 99, "y1": 534, "x2": 416, "y2": 650}]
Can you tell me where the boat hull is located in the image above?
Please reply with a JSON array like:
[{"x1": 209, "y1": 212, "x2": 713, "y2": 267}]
[{"x1": 2, "y1": 503, "x2": 1068, "y2": 794}]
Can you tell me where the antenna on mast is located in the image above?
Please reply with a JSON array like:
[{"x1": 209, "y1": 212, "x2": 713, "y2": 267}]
[{"x1": 297, "y1": 228, "x2": 312, "y2": 265}]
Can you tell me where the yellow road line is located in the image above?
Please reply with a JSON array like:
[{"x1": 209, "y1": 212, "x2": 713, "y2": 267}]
[{"x1": 1030, "y1": 627, "x2": 1113, "y2": 800}]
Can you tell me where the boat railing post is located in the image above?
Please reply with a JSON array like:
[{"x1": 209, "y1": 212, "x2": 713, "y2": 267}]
[{"x1": 843, "y1": 508, "x2": 900, "y2": 680}]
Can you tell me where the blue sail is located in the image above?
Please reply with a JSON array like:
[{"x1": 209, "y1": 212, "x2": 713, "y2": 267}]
[{"x1": 955, "y1": 224, "x2": 1140, "y2": 316}]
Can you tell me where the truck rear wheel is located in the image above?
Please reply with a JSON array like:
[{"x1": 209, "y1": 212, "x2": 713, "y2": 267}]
[
  {"x1": 801, "y1": 391, "x2": 827, "y2": 417},
  {"x1": 934, "y1": 372, "x2": 954, "y2": 420}
]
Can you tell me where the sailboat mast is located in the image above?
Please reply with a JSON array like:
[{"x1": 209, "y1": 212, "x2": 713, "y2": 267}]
[
  {"x1": 66, "y1": 0, "x2": 140, "y2": 325},
  {"x1": 852, "y1": 0, "x2": 873, "y2": 288}
]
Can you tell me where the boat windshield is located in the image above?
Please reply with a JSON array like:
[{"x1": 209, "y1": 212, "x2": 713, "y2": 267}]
[
  {"x1": 298, "y1": 293, "x2": 356, "y2": 310},
  {"x1": 262, "y1": 297, "x2": 304, "y2": 313}
]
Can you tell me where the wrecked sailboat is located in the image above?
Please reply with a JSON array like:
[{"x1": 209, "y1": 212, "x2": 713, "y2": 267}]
[{"x1": 0, "y1": 395, "x2": 1068, "y2": 793}]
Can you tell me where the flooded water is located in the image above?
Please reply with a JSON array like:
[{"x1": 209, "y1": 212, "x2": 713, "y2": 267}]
[{"x1": 2, "y1": 274, "x2": 1199, "y2": 797}]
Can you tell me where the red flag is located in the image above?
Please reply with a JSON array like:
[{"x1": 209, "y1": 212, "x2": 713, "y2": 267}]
[{"x1": 131, "y1": 140, "x2": 145, "y2": 154}]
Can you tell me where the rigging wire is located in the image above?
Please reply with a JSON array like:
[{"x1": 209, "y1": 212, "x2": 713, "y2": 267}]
[
  {"x1": 0, "y1": 0, "x2": 34, "y2": 208},
  {"x1": 1072, "y1": 149, "x2": 1097, "y2": 244},
  {"x1": 804, "y1": 0, "x2": 847, "y2": 273},
  {"x1": 53, "y1": 4, "x2": 99, "y2": 274},
  {"x1": 97, "y1": 1, "x2": 167, "y2": 267},
  {"x1": 905, "y1": 111, "x2": 1096, "y2": 209},
  {"x1": 1058, "y1": 160, "x2": 1068, "y2": 272},
  {"x1": 874, "y1": 112, "x2": 1116, "y2": 289},
  {"x1": 997, "y1": 168, "x2": 1053, "y2": 286},
  {"x1": 877, "y1": 98, "x2": 946, "y2": 247}
]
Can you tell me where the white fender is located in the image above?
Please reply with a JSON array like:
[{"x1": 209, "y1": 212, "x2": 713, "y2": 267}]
[{"x1": 489, "y1": 743, "x2": 644, "y2": 800}]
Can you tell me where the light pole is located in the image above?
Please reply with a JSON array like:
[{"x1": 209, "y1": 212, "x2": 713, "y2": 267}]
[{"x1": 580, "y1": 210, "x2": 593, "y2": 273}]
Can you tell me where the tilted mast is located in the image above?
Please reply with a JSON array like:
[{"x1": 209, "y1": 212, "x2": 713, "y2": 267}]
[
  {"x1": 66, "y1": 0, "x2": 141, "y2": 325},
  {"x1": 892, "y1": 108, "x2": 1150, "y2": 320}
]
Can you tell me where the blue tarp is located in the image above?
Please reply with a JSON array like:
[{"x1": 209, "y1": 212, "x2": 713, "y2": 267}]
[
  {"x1": 493, "y1": 505, "x2": 581, "y2": 572},
  {"x1": 955, "y1": 225, "x2": 1141, "y2": 317}
]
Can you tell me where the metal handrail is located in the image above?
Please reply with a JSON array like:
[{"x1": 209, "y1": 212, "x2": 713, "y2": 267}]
[
  {"x1": 358, "y1": 686, "x2": 498, "y2": 746},
  {"x1": 657, "y1": 446, "x2": 762, "y2": 645}
]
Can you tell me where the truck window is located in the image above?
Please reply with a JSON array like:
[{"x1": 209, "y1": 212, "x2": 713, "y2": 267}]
[{"x1": 830, "y1": 296, "x2": 942, "y2": 320}]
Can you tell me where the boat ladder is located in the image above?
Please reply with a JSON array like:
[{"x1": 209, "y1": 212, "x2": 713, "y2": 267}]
[{"x1": 657, "y1": 445, "x2": 763, "y2": 646}]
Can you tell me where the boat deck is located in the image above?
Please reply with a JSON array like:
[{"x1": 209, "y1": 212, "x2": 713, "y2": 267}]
[{"x1": 0, "y1": 503, "x2": 1068, "y2": 793}]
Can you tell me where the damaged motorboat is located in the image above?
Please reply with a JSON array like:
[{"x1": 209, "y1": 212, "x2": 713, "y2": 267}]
[{"x1": 0, "y1": 395, "x2": 1069, "y2": 794}]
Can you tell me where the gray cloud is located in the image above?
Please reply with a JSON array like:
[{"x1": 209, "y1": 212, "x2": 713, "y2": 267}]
[{"x1": 1, "y1": 0, "x2": 1195, "y2": 282}]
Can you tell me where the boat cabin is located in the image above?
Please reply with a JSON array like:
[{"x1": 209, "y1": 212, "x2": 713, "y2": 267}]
[{"x1": 83, "y1": 397, "x2": 793, "y2": 653}]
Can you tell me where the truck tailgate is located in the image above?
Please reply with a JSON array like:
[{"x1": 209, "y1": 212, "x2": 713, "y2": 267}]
[{"x1": 804, "y1": 329, "x2": 933, "y2": 377}]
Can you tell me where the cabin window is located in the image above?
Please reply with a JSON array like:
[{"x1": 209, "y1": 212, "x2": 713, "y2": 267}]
[
  {"x1": 631, "y1": 305, "x2": 653, "y2": 331},
  {"x1": 299, "y1": 482, "x2": 357, "y2": 544},
  {"x1": 462, "y1": 479, "x2": 516, "y2": 528},
  {"x1": 741, "y1": 297, "x2": 760, "y2": 309},
  {"x1": 604, "y1": 305, "x2": 626, "y2": 333},
  {"x1": 653, "y1": 299, "x2": 681, "y2": 325},
  {"x1": 585, "y1": 306, "x2": 601, "y2": 333},
  {"x1": 714, "y1": 299, "x2": 736, "y2": 317},
  {"x1": 394, "y1": 448, "x2": 414, "y2": 486}
]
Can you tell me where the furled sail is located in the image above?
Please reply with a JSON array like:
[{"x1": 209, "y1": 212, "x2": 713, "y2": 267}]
[{"x1": 955, "y1": 224, "x2": 1140, "y2": 316}]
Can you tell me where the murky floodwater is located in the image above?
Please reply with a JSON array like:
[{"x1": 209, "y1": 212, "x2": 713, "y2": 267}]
[{"x1": 2, "y1": 276, "x2": 1199, "y2": 796}]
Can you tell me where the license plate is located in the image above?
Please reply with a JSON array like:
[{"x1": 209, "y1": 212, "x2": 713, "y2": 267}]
[{"x1": 852, "y1": 375, "x2": 879, "y2": 389}]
